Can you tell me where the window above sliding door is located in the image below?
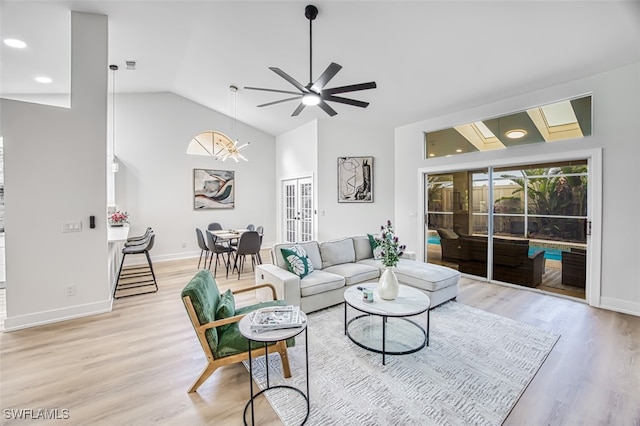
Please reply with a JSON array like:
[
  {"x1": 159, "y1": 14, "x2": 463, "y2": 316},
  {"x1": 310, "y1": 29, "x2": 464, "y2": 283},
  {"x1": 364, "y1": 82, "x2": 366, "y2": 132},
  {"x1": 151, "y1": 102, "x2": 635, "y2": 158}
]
[{"x1": 424, "y1": 95, "x2": 592, "y2": 159}]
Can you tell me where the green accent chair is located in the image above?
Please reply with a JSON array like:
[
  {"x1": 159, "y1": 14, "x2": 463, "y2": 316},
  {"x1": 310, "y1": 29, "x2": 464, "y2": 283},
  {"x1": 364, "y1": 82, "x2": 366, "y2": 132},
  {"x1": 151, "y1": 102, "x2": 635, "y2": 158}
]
[{"x1": 181, "y1": 270, "x2": 293, "y2": 393}]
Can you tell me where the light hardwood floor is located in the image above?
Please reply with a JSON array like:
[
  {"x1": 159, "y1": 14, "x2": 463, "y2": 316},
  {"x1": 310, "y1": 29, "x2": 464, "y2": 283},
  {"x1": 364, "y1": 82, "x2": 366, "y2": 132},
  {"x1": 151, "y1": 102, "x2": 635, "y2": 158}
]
[{"x1": 1, "y1": 254, "x2": 639, "y2": 425}]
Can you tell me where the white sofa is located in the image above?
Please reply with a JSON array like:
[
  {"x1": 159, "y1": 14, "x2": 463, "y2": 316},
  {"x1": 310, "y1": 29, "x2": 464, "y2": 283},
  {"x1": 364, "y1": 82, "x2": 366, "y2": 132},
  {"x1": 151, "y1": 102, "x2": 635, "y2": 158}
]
[{"x1": 255, "y1": 236, "x2": 460, "y2": 313}]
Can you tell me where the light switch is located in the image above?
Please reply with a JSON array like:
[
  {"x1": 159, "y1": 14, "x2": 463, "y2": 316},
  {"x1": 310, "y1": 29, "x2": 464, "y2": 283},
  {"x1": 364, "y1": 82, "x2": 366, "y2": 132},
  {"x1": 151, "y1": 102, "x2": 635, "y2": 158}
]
[{"x1": 62, "y1": 221, "x2": 82, "y2": 233}]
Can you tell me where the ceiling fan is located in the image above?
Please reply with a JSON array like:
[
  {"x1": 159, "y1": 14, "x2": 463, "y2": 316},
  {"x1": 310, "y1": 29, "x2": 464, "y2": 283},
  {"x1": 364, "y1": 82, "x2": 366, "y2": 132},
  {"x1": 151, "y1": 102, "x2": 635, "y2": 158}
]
[{"x1": 244, "y1": 4, "x2": 377, "y2": 117}]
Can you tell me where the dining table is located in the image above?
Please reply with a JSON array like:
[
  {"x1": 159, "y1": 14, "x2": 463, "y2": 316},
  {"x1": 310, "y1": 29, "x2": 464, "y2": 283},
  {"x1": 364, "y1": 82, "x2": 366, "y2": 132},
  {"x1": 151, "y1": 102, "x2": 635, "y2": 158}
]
[{"x1": 209, "y1": 229, "x2": 248, "y2": 278}]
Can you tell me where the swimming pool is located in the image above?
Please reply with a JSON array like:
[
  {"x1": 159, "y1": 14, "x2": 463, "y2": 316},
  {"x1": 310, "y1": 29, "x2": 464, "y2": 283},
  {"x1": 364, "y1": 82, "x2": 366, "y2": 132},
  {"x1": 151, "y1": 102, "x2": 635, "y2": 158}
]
[{"x1": 427, "y1": 236, "x2": 563, "y2": 261}]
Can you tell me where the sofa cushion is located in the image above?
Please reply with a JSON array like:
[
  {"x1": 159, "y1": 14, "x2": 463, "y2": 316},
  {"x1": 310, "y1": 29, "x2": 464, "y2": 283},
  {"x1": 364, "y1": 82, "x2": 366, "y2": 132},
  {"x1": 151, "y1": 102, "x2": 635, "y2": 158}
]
[
  {"x1": 353, "y1": 235, "x2": 373, "y2": 261},
  {"x1": 215, "y1": 289, "x2": 236, "y2": 335},
  {"x1": 437, "y1": 228, "x2": 458, "y2": 239},
  {"x1": 281, "y1": 244, "x2": 315, "y2": 278},
  {"x1": 300, "y1": 270, "x2": 345, "y2": 297},
  {"x1": 181, "y1": 270, "x2": 221, "y2": 355},
  {"x1": 273, "y1": 241, "x2": 323, "y2": 271},
  {"x1": 367, "y1": 234, "x2": 384, "y2": 260},
  {"x1": 324, "y1": 262, "x2": 379, "y2": 285},
  {"x1": 320, "y1": 238, "x2": 356, "y2": 268}
]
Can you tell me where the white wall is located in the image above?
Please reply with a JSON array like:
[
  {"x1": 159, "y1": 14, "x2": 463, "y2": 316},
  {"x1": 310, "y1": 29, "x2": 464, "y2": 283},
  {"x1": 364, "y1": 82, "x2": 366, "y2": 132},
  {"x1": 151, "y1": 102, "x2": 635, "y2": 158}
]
[
  {"x1": 113, "y1": 92, "x2": 276, "y2": 260},
  {"x1": 1, "y1": 13, "x2": 110, "y2": 330},
  {"x1": 317, "y1": 119, "x2": 395, "y2": 241},
  {"x1": 273, "y1": 119, "x2": 395, "y2": 244},
  {"x1": 274, "y1": 120, "x2": 318, "y2": 243},
  {"x1": 395, "y1": 62, "x2": 640, "y2": 316}
]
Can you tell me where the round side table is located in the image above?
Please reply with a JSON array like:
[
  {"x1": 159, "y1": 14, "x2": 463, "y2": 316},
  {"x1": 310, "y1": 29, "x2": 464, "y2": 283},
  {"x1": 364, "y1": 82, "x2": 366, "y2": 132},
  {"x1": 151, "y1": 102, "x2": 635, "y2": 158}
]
[{"x1": 239, "y1": 311, "x2": 309, "y2": 425}]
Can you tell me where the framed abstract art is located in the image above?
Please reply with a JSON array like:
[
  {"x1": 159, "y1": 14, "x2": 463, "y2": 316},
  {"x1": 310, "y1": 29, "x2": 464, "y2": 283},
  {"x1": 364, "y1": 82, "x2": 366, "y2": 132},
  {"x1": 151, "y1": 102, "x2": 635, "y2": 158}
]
[
  {"x1": 193, "y1": 169, "x2": 235, "y2": 209},
  {"x1": 337, "y1": 156, "x2": 373, "y2": 203}
]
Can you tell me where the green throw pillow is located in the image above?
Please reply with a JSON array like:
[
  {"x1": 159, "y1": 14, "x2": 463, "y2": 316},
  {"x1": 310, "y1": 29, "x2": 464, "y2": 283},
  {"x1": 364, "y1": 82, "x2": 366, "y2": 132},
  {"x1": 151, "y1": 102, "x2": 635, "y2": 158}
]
[
  {"x1": 215, "y1": 289, "x2": 236, "y2": 335},
  {"x1": 367, "y1": 234, "x2": 384, "y2": 260},
  {"x1": 281, "y1": 244, "x2": 314, "y2": 278}
]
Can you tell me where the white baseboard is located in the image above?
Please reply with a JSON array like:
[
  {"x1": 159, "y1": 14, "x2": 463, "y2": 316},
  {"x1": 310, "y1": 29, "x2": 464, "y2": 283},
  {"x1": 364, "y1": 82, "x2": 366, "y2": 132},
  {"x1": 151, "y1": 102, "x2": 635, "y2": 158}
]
[
  {"x1": 3, "y1": 299, "x2": 112, "y2": 332},
  {"x1": 599, "y1": 297, "x2": 640, "y2": 317}
]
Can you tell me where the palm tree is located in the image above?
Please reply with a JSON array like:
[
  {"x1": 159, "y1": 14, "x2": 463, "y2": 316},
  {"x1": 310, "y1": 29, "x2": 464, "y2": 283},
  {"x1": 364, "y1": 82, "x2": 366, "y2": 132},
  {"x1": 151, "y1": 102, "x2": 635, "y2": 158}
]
[{"x1": 497, "y1": 166, "x2": 587, "y2": 242}]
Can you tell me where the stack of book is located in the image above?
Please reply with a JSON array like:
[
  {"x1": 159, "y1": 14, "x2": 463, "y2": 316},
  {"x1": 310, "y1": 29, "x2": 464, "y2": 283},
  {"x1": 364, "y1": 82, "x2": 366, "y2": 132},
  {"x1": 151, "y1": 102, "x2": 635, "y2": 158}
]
[{"x1": 249, "y1": 305, "x2": 305, "y2": 332}]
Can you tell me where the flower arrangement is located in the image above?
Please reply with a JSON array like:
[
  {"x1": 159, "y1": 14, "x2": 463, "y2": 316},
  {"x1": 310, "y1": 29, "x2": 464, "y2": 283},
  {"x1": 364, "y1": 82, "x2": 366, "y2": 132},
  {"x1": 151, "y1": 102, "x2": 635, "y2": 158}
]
[
  {"x1": 375, "y1": 220, "x2": 406, "y2": 267},
  {"x1": 109, "y1": 211, "x2": 129, "y2": 225}
]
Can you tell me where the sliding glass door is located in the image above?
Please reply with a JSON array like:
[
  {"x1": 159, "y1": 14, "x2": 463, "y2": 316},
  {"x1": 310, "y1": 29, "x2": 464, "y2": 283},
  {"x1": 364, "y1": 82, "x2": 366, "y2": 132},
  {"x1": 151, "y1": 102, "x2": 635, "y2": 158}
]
[{"x1": 425, "y1": 160, "x2": 588, "y2": 299}]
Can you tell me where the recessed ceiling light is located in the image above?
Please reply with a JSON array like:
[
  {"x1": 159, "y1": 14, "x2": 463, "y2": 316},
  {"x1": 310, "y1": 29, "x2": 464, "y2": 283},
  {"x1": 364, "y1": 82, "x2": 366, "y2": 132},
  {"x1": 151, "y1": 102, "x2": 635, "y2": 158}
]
[
  {"x1": 35, "y1": 76, "x2": 52, "y2": 84},
  {"x1": 456, "y1": 149, "x2": 462, "y2": 153},
  {"x1": 506, "y1": 129, "x2": 527, "y2": 139},
  {"x1": 429, "y1": 153, "x2": 435, "y2": 157},
  {"x1": 4, "y1": 38, "x2": 27, "y2": 48}
]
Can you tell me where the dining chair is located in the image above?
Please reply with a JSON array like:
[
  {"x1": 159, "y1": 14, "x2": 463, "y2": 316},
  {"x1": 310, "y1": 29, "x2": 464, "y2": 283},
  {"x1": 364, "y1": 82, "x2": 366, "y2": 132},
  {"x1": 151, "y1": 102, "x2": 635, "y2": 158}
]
[
  {"x1": 255, "y1": 225, "x2": 264, "y2": 263},
  {"x1": 195, "y1": 228, "x2": 211, "y2": 269},
  {"x1": 232, "y1": 231, "x2": 261, "y2": 279},
  {"x1": 246, "y1": 224, "x2": 255, "y2": 231},
  {"x1": 208, "y1": 222, "x2": 223, "y2": 231},
  {"x1": 205, "y1": 230, "x2": 233, "y2": 277}
]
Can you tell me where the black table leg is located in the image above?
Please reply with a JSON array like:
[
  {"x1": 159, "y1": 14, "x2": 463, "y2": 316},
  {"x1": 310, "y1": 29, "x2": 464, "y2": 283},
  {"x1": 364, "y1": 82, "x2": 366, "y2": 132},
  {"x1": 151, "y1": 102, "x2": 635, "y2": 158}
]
[
  {"x1": 265, "y1": 342, "x2": 269, "y2": 388},
  {"x1": 344, "y1": 303, "x2": 347, "y2": 335},
  {"x1": 382, "y1": 315, "x2": 386, "y2": 365},
  {"x1": 248, "y1": 340, "x2": 254, "y2": 426},
  {"x1": 427, "y1": 308, "x2": 430, "y2": 346}
]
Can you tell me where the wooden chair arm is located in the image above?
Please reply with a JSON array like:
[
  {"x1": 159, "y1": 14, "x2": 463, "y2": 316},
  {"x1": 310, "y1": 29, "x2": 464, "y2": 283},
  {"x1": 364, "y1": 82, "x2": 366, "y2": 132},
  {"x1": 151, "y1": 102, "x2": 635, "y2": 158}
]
[
  {"x1": 197, "y1": 313, "x2": 246, "y2": 332},
  {"x1": 233, "y1": 283, "x2": 277, "y2": 300}
]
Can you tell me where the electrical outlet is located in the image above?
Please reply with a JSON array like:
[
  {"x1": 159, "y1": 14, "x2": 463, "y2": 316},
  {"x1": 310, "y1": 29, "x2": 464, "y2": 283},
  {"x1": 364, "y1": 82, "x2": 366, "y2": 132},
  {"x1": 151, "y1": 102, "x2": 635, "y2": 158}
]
[
  {"x1": 182, "y1": 241, "x2": 187, "y2": 248},
  {"x1": 65, "y1": 284, "x2": 76, "y2": 297}
]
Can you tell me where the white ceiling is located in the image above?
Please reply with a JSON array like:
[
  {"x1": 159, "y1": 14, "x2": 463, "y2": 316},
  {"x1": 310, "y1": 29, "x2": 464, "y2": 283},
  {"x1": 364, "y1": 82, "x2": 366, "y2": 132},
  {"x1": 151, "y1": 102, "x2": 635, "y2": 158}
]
[{"x1": 2, "y1": 0, "x2": 640, "y2": 136}]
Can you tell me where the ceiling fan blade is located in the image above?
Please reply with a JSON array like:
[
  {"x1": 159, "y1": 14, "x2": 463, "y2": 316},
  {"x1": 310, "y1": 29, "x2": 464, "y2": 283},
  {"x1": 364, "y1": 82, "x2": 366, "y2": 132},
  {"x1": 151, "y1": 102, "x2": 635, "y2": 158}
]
[
  {"x1": 257, "y1": 96, "x2": 302, "y2": 108},
  {"x1": 291, "y1": 103, "x2": 306, "y2": 116},
  {"x1": 317, "y1": 100, "x2": 338, "y2": 117},
  {"x1": 269, "y1": 67, "x2": 308, "y2": 93},
  {"x1": 311, "y1": 62, "x2": 342, "y2": 92},
  {"x1": 323, "y1": 81, "x2": 377, "y2": 95},
  {"x1": 324, "y1": 95, "x2": 370, "y2": 108},
  {"x1": 244, "y1": 86, "x2": 301, "y2": 96}
]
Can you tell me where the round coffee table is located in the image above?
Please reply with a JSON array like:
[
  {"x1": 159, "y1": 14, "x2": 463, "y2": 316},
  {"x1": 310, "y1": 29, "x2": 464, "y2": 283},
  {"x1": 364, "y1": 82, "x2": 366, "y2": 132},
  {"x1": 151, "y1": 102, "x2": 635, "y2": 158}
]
[{"x1": 344, "y1": 284, "x2": 430, "y2": 365}]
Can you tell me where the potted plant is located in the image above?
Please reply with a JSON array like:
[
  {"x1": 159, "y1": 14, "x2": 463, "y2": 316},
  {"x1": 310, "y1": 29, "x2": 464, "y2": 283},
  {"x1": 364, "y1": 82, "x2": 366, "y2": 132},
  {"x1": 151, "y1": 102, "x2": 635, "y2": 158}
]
[
  {"x1": 109, "y1": 211, "x2": 129, "y2": 227},
  {"x1": 375, "y1": 220, "x2": 406, "y2": 300}
]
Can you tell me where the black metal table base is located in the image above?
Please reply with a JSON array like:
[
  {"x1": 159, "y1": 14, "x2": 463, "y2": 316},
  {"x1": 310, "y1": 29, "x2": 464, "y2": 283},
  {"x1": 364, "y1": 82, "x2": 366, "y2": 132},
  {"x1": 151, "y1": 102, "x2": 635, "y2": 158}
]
[
  {"x1": 245, "y1": 328, "x2": 309, "y2": 426},
  {"x1": 344, "y1": 304, "x2": 430, "y2": 365}
]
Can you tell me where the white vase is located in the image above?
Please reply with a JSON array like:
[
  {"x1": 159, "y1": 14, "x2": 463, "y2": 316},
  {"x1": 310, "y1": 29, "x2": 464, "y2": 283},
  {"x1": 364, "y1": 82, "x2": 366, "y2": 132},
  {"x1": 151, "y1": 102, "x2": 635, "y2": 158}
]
[{"x1": 378, "y1": 266, "x2": 399, "y2": 300}]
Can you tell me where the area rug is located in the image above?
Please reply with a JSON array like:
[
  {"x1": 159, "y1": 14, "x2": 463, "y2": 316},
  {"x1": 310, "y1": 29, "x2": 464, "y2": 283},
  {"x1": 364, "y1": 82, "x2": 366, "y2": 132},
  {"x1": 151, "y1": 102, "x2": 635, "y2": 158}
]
[{"x1": 243, "y1": 301, "x2": 559, "y2": 426}]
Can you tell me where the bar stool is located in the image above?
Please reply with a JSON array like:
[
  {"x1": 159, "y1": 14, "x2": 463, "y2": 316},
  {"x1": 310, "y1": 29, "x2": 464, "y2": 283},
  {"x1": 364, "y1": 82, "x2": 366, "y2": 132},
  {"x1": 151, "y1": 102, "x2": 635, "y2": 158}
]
[
  {"x1": 113, "y1": 232, "x2": 158, "y2": 299},
  {"x1": 124, "y1": 227, "x2": 152, "y2": 247}
]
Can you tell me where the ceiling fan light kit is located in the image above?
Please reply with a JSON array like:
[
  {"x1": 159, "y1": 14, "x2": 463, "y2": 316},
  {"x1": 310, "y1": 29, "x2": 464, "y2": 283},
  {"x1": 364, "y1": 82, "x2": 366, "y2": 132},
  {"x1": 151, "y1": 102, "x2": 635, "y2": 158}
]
[{"x1": 245, "y1": 4, "x2": 376, "y2": 117}]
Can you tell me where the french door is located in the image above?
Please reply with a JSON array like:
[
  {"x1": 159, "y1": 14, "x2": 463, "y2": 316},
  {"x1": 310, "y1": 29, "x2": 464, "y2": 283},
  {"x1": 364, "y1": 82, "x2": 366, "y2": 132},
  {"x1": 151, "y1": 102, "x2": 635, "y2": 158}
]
[{"x1": 282, "y1": 177, "x2": 314, "y2": 243}]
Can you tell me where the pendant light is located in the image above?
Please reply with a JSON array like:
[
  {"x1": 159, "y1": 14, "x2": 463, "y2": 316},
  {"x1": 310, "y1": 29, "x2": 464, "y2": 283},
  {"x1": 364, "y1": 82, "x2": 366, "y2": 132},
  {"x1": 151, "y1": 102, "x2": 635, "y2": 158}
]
[
  {"x1": 185, "y1": 86, "x2": 250, "y2": 161},
  {"x1": 110, "y1": 64, "x2": 119, "y2": 172},
  {"x1": 219, "y1": 85, "x2": 249, "y2": 162}
]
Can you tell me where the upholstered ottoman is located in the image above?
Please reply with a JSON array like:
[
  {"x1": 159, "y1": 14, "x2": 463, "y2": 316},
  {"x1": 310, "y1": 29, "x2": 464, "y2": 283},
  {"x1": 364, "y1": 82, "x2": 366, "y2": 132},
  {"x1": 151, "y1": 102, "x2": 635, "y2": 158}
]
[{"x1": 357, "y1": 258, "x2": 460, "y2": 308}]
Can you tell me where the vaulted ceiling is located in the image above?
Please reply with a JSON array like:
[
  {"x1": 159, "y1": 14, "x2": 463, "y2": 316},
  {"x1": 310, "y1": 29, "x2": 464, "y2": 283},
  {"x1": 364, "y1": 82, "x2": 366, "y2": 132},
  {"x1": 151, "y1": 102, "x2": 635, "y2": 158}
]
[{"x1": 2, "y1": 1, "x2": 639, "y2": 136}]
